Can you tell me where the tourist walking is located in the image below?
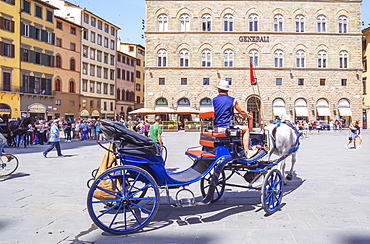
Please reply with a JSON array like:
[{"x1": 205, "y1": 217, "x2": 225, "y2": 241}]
[
  {"x1": 149, "y1": 116, "x2": 164, "y2": 153},
  {"x1": 345, "y1": 121, "x2": 358, "y2": 149},
  {"x1": 42, "y1": 120, "x2": 65, "y2": 158}
]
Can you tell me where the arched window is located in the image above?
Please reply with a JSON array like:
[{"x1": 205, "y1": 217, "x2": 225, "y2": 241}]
[
  {"x1": 116, "y1": 88, "x2": 120, "y2": 100},
  {"x1": 295, "y1": 15, "x2": 305, "y2": 32},
  {"x1": 201, "y1": 49, "x2": 211, "y2": 67},
  {"x1": 158, "y1": 14, "x2": 168, "y2": 31},
  {"x1": 121, "y1": 89, "x2": 125, "y2": 101},
  {"x1": 156, "y1": 98, "x2": 168, "y2": 106},
  {"x1": 55, "y1": 79, "x2": 61, "y2": 91},
  {"x1": 177, "y1": 98, "x2": 190, "y2": 106},
  {"x1": 201, "y1": 14, "x2": 211, "y2": 31},
  {"x1": 179, "y1": 49, "x2": 189, "y2": 67},
  {"x1": 224, "y1": 14, "x2": 233, "y2": 31},
  {"x1": 248, "y1": 14, "x2": 258, "y2": 31},
  {"x1": 55, "y1": 55, "x2": 62, "y2": 68},
  {"x1": 296, "y1": 50, "x2": 306, "y2": 67},
  {"x1": 126, "y1": 90, "x2": 130, "y2": 101},
  {"x1": 317, "y1": 15, "x2": 327, "y2": 33},
  {"x1": 274, "y1": 50, "x2": 284, "y2": 67},
  {"x1": 200, "y1": 98, "x2": 212, "y2": 106},
  {"x1": 338, "y1": 15, "x2": 348, "y2": 33},
  {"x1": 224, "y1": 49, "x2": 234, "y2": 67},
  {"x1": 249, "y1": 49, "x2": 259, "y2": 67},
  {"x1": 70, "y1": 58, "x2": 75, "y2": 71},
  {"x1": 318, "y1": 50, "x2": 327, "y2": 68},
  {"x1": 273, "y1": 14, "x2": 283, "y2": 32},
  {"x1": 69, "y1": 80, "x2": 75, "y2": 93},
  {"x1": 157, "y1": 49, "x2": 167, "y2": 67},
  {"x1": 180, "y1": 14, "x2": 190, "y2": 31},
  {"x1": 339, "y1": 51, "x2": 348, "y2": 68}
]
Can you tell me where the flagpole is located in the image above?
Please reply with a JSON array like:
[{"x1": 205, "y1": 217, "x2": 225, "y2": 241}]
[{"x1": 250, "y1": 62, "x2": 264, "y2": 129}]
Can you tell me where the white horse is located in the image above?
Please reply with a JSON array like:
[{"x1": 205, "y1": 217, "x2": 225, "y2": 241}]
[{"x1": 264, "y1": 121, "x2": 300, "y2": 185}]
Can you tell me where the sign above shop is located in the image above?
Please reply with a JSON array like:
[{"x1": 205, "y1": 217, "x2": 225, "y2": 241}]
[
  {"x1": 28, "y1": 103, "x2": 46, "y2": 113},
  {"x1": 239, "y1": 36, "x2": 269, "y2": 43}
]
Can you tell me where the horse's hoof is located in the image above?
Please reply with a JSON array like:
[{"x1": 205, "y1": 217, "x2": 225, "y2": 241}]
[{"x1": 286, "y1": 174, "x2": 293, "y2": 181}]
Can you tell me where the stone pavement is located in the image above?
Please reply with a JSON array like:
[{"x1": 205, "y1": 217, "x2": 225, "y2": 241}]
[{"x1": 1, "y1": 129, "x2": 370, "y2": 244}]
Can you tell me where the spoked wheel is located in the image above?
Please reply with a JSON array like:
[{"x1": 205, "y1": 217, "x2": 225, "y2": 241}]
[
  {"x1": 87, "y1": 165, "x2": 160, "y2": 235},
  {"x1": 261, "y1": 169, "x2": 283, "y2": 214},
  {"x1": 200, "y1": 166, "x2": 226, "y2": 203},
  {"x1": 0, "y1": 154, "x2": 19, "y2": 177}
]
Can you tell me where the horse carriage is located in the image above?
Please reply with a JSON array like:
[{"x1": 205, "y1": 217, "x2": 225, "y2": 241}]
[{"x1": 86, "y1": 112, "x2": 300, "y2": 235}]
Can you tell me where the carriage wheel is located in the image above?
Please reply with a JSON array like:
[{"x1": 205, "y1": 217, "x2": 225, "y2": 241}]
[
  {"x1": 91, "y1": 168, "x2": 99, "y2": 178},
  {"x1": 87, "y1": 165, "x2": 160, "y2": 235},
  {"x1": 200, "y1": 167, "x2": 226, "y2": 203},
  {"x1": 0, "y1": 154, "x2": 19, "y2": 177},
  {"x1": 261, "y1": 169, "x2": 283, "y2": 214}
]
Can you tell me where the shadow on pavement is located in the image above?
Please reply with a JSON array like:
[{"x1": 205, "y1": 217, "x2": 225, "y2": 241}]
[{"x1": 0, "y1": 172, "x2": 30, "y2": 181}]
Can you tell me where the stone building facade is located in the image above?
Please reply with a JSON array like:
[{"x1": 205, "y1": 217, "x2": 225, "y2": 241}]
[
  {"x1": 145, "y1": 0, "x2": 363, "y2": 127},
  {"x1": 362, "y1": 27, "x2": 370, "y2": 129}
]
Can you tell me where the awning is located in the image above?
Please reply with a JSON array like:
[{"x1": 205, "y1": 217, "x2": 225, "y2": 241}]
[
  {"x1": 91, "y1": 110, "x2": 100, "y2": 117},
  {"x1": 176, "y1": 107, "x2": 200, "y2": 114},
  {"x1": 338, "y1": 107, "x2": 352, "y2": 116},
  {"x1": 273, "y1": 107, "x2": 287, "y2": 116},
  {"x1": 154, "y1": 107, "x2": 176, "y2": 113},
  {"x1": 199, "y1": 106, "x2": 213, "y2": 112},
  {"x1": 129, "y1": 108, "x2": 155, "y2": 114},
  {"x1": 316, "y1": 107, "x2": 331, "y2": 116},
  {"x1": 295, "y1": 107, "x2": 309, "y2": 116},
  {"x1": 80, "y1": 109, "x2": 89, "y2": 117}
]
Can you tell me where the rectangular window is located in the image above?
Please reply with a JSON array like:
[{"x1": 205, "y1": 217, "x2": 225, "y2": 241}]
[
  {"x1": 110, "y1": 102, "x2": 114, "y2": 111},
  {"x1": 2, "y1": 71, "x2": 11, "y2": 91},
  {"x1": 159, "y1": 78, "x2": 165, "y2": 85},
  {"x1": 341, "y1": 79, "x2": 347, "y2": 86},
  {"x1": 276, "y1": 78, "x2": 282, "y2": 86},
  {"x1": 22, "y1": 48, "x2": 29, "y2": 61},
  {"x1": 97, "y1": 35, "x2": 102, "y2": 45},
  {"x1": 90, "y1": 65, "x2": 95, "y2": 76},
  {"x1": 82, "y1": 80, "x2": 87, "y2": 92},
  {"x1": 1, "y1": 18, "x2": 14, "y2": 32},
  {"x1": 91, "y1": 17, "x2": 96, "y2": 27},
  {"x1": 98, "y1": 20, "x2": 102, "y2": 29},
  {"x1": 82, "y1": 63, "x2": 88, "y2": 75},
  {"x1": 103, "y1": 84, "x2": 108, "y2": 94},
  {"x1": 22, "y1": 23, "x2": 29, "y2": 37},
  {"x1": 104, "y1": 38, "x2": 108, "y2": 48},
  {"x1": 111, "y1": 27, "x2": 115, "y2": 36},
  {"x1": 90, "y1": 81, "x2": 95, "y2": 93},
  {"x1": 130, "y1": 72, "x2": 134, "y2": 81},
  {"x1": 320, "y1": 79, "x2": 325, "y2": 86},
  {"x1": 35, "y1": 51, "x2": 41, "y2": 64},
  {"x1": 104, "y1": 24, "x2": 109, "y2": 32},
  {"x1": 56, "y1": 21, "x2": 62, "y2": 29},
  {"x1": 110, "y1": 70, "x2": 114, "y2": 80},
  {"x1": 84, "y1": 14, "x2": 89, "y2": 23},
  {"x1": 136, "y1": 71, "x2": 140, "y2": 79},
  {"x1": 181, "y1": 78, "x2": 187, "y2": 85},
  {"x1": 90, "y1": 100, "x2": 94, "y2": 108},
  {"x1": 122, "y1": 69, "x2": 125, "y2": 80},
  {"x1": 90, "y1": 31, "x2": 95, "y2": 42},
  {"x1": 97, "y1": 51, "x2": 102, "y2": 62},
  {"x1": 35, "y1": 5, "x2": 42, "y2": 18},
  {"x1": 298, "y1": 78, "x2": 304, "y2": 86},
  {"x1": 55, "y1": 38, "x2": 62, "y2": 47},
  {"x1": 90, "y1": 49, "x2": 95, "y2": 60},
  {"x1": 104, "y1": 53, "x2": 108, "y2": 64},
  {"x1": 83, "y1": 29, "x2": 88, "y2": 40},
  {"x1": 110, "y1": 40, "x2": 115, "y2": 50},
  {"x1": 23, "y1": 0, "x2": 31, "y2": 13},
  {"x1": 97, "y1": 82, "x2": 101, "y2": 93},
  {"x1": 1, "y1": 42, "x2": 15, "y2": 58},
  {"x1": 82, "y1": 99, "x2": 87, "y2": 107},
  {"x1": 103, "y1": 102, "x2": 107, "y2": 110},
  {"x1": 97, "y1": 67, "x2": 102, "y2": 77},
  {"x1": 70, "y1": 27, "x2": 76, "y2": 35},
  {"x1": 110, "y1": 85, "x2": 114, "y2": 95},
  {"x1": 110, "y1": 55, "x2": 115, "y2": 65},
  {"x1": 117, "y1": 68, "x2": 121, "y2": 79},
  {"x1": 70, "y1": 42, "x2": 76, "y2": 51},
  {"x1": 363, "y1": 78, "x2": 367, "y2": 95},
  {"x1": 103, "y1": 68, "x2": 108, "y2": 79},
  {"x1": 203, "y1": 78, "x2": 209, "y2": 85},
  {"x1": 83, "y1": 46, "x2": 88, "y2": 58},
  {"x1": 46, "y1": 10, "x2": 53, "y2": 22}
]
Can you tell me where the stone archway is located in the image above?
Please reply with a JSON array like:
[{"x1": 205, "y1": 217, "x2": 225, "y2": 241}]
[{"x1": 246, "y1": 96, "x2": 262, "y2": 128}]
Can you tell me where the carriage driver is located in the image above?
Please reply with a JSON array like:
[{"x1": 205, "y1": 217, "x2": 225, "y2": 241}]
[{"x1": 213, "y1": 80, "x2": 257, "y2": 159}]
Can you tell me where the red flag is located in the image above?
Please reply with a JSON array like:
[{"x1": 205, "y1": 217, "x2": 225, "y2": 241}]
[{"x1": 250, "y1": 62, "x2": 256, "y2": 84}]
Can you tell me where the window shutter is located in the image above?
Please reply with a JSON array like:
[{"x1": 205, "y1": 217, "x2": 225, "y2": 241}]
[
  {"x1": 20, "y1": 22, "x2": 25, "y2": 36},
  {"x1": 11, "y1": 44, "x2": 15, "y2": 58},
  {"x1": 29, "y1": 25, "x2": 36, "y2": 39},
  {"x1": 20, "y1": 48, "x2": 23, "y2": 60},
  {"x1": 42, "y1": 30, "x2": 47, "y2": 42},
  {"x1": 30, "y1": 50, "x2": 35, "y2": 63},
  {"x1": 0, "y1": 42, "x2": 4, "y2": 56},
  {"x1": 0, "y1": 17, "x2": 3, "y2": 30},
  {"x1": 11, "y1": 20, "x2": 14, "y2": 33},
  {"x1": 41, "y1": 78, "x2": 46, "y2": 91},
  {"x1": 29, "y1": 76, "x2": 35, "y2": 91},
  {"x1": 52, "y1": 33, "x2": 55, "y2": 45},
  {"x1": 51, "y1": 55, "x2": 54, "y2": 67},
  {"x1": 41, "y1": 53, "x2": 46, "y2": 65},
  {"x1": 11, "y1": 0, "x2": 15, "y2": 5}
]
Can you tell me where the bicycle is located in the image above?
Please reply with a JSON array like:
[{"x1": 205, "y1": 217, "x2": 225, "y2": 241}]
[{"x1": 0, "y1": 153, "x2": 19, "y2": 177}]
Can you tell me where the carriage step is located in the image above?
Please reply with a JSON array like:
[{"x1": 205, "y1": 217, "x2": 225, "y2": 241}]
[{"x1": 185, "y1": 150, "x2": 216, "y2": 160}]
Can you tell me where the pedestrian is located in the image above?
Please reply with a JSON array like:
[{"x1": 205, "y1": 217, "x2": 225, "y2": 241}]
[
  {"x1": 26, "y1": 123, "x2": 34, "y2": 146},
  {"x1": 345, "y1": 121, "x2": 358, "y2": 149},
  {"x1": 35, "y1": 120, "x2": 44, "y2": 145},
  {"x1": 316, "y1": 121, "x2": 322, "y2": 135},
  {"x1": 81, "y1": 120, "x2": 88, "y2": 141},
  {"x1": 149, "y1": 116, "x2": 164, "y2": 153},
  {"x1": 144, "y1": 120, "x2": 151, "y2": 137},
  {"x1": 64, "y1": 120, "x2": 72, "y2": 142},
  {"x1": 354, "y1": 120, "x2": 363, "y2": 149},
  {"x1": 42, "y1": 120, "x2": 65, "y2": 158}
]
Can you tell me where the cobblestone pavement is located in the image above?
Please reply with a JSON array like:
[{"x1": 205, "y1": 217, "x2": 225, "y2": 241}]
[{"x1": 1, "y1": 129, "x2": 370, "y2": 244}]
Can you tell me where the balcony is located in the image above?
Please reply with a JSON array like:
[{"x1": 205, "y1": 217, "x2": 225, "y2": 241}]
[
  {"x1": 0, "y1": 85, "x2": 22, "y2": 93},
  {"x1": 20, "y1": 86, "x2": 52, "y2": 96}
]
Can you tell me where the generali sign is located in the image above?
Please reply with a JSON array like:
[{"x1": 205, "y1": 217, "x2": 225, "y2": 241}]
[{"x1": 239, "y1": 36, "x2": 270, "y2": 43}]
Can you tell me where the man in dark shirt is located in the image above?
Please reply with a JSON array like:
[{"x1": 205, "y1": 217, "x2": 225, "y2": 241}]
[{"x1": 213, "y1": 80, "x2": 255, "y2": 158}]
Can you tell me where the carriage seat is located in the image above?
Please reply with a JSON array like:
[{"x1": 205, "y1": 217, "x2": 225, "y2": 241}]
[
  {"x1": 185, "y1": 150, "x2": 216, "y2": 160},
  {"x1": 101, "y1": 120, "x2": 160, "y2": 156}
]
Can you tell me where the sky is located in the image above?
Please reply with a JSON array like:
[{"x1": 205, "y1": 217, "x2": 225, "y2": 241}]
[{"x1": 69, "y1": 0, "x2": 370, "y2": 46}]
